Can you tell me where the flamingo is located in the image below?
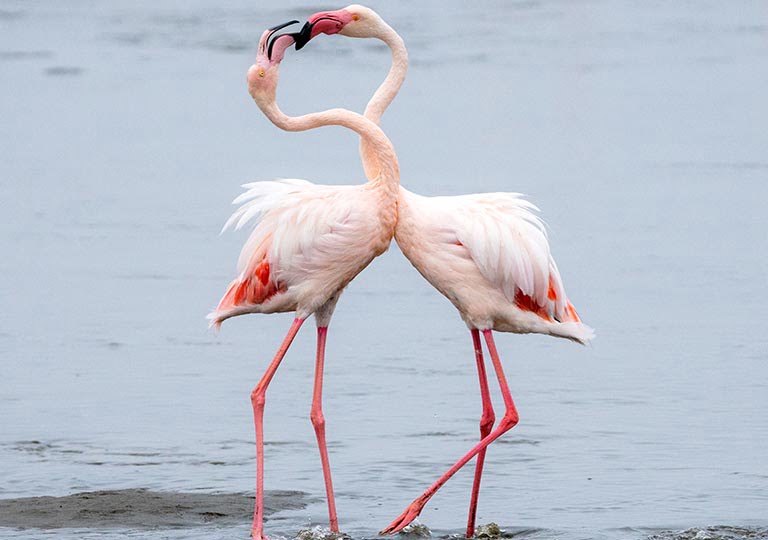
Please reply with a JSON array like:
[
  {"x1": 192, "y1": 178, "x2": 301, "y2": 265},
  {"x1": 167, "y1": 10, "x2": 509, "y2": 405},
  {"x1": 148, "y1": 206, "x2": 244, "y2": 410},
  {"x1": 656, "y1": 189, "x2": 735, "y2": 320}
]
[
  {"x1": 286, "y1": 6, "x2": 595, "y2": 536},
  {"x1": 208, "y1": 23, "x2": 400, "y2": 540}
]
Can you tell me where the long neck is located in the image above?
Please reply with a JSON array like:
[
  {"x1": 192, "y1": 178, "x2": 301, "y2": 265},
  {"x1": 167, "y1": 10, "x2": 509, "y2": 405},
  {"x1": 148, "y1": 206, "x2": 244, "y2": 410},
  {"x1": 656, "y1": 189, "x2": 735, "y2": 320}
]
[
  {"x1": 360, "y1": 22, "x2": 408, "y2": 181},
  {"x1": 261, "y1": 100, "x2": 399, "y2": 195}
]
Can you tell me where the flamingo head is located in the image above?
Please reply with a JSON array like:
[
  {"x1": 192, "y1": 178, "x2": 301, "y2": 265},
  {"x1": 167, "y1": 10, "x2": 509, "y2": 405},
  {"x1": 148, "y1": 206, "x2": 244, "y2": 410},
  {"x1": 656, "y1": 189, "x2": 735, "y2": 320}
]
[
  {"x1": 294, "y1": 5, "x2": 383, "y2": 49},
  {"x1": 247, "y1": 20, "x2": 300, "y2": 106}
]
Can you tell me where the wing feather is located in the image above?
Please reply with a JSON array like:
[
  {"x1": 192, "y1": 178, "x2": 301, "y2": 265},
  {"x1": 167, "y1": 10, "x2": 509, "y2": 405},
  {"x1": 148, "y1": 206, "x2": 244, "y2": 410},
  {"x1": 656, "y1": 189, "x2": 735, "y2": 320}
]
[
  {"x1": 432, "y1": 192, "x2": 577, "y2": 322},
  {"x1": 221, "y1": 179, "x2": 314, "y2": 233},
  {"x1": 222, "y1": 179, "x2": 377, "y2": 291}
]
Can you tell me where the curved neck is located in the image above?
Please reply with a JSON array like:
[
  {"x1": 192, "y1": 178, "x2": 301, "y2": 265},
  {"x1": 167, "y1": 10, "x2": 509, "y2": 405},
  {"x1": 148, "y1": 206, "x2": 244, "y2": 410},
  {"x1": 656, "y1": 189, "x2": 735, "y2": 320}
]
[
  {"x1": 360, "y1": 22, "x2": 408, "y2": 181},
  {"x1": 261, "y1": 100, "x2": 399, "y2": 195}
]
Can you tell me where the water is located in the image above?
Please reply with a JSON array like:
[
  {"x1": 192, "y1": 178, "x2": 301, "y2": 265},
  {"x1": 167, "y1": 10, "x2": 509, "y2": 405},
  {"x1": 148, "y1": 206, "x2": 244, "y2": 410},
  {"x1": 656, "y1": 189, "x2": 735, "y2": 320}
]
[{"x1": 1, "y1": 1, "x2": 767, "y2": 539}]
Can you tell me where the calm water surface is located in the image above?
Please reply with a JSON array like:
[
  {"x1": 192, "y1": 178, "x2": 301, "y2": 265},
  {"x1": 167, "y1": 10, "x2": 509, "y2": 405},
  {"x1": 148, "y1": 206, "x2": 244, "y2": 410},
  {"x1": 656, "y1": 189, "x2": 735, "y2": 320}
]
[{"x1": 1, "y1": 1, "x2": 767, "y2": 539}]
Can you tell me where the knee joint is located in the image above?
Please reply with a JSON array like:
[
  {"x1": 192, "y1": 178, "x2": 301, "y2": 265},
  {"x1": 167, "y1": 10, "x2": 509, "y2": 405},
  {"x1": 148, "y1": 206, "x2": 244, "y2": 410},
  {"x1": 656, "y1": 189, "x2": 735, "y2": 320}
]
[
  {"x1": 310, "y1": 411, "x2": 326, "y2": 430},
  {"x1": 250, "y1": 387, "x2": 266, "y2": 407},
  {"x1": 500, "y1": 411, "x2": 519, "y2": 430},
  {"x1": 480, "y1": 412, "x2": 495, "y2": 432}
]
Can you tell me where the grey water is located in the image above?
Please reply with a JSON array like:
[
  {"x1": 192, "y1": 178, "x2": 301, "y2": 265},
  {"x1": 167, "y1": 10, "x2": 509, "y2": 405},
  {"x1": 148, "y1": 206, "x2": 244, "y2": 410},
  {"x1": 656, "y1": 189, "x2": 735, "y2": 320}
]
[{"x1": 1, "y1": 1, "x2": 767, "y2": 539}]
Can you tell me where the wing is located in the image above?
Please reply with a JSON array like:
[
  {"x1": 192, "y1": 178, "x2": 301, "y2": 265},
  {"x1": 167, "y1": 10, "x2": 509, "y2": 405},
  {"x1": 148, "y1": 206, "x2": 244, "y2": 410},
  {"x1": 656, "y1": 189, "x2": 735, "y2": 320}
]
[
  {"x1": 212, "y1": 179, "x2": 380, "y2": 323},
  {"x1": 435, "y1": 192, "x2": 579, "y2": 323}
]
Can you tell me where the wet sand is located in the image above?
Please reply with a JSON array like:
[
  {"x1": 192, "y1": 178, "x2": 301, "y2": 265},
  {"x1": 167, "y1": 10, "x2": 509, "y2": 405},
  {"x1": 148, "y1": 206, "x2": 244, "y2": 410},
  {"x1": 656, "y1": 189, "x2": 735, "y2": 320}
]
[{"x1": 0, "y1": 488, "x2": 307, "y2": 529}]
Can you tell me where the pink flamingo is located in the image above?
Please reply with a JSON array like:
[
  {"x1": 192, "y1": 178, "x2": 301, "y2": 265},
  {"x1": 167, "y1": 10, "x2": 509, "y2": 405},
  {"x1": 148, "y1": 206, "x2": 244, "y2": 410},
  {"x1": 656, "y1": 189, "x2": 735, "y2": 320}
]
[
  {"x1": 289, "y1": 6, "x2": 595, "y2": 536},
  {"x1": 208, "y1": 23, "x2": 400, "y2": 540}
]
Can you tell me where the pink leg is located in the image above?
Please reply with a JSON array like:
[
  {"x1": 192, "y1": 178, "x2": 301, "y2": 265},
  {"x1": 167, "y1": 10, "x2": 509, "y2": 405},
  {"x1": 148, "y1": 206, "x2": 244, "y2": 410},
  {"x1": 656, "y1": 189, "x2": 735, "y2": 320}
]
[
  {"x1": 311, "y1": 326, "x2": 340, "y2": 532},
  {"x1": 381, "y1": 330, "x2": 518, "y2": 535},
  {"x1": 251, "y1": 317, "x2": 305, "y2": 540},
  {"x1": 466, "y1": 329, "x2": 495, "y2": 538}
]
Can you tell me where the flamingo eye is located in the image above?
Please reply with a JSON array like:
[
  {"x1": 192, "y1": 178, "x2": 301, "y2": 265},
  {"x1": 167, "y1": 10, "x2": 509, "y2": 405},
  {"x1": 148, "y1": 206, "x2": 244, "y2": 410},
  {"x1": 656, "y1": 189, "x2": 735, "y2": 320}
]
[{"x1": 352, "y1": 14, "x2": 360, "y2": 21}]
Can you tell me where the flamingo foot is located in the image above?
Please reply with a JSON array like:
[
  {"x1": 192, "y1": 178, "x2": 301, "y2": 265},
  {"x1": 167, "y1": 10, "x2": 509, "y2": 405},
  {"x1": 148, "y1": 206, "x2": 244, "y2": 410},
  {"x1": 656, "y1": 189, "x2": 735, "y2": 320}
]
[{"x1": 380, "y1": 497, "x2": 428, "y2": 535}]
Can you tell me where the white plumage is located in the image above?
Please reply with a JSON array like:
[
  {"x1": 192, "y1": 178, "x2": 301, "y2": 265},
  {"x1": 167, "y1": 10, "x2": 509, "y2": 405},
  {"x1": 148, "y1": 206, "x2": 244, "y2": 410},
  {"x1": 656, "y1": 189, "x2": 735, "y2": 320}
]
[
  {"x1": 209, "y1": 179, "x2": 395, "y2": 328},
  {"x1": 395, "y1": 188, "x2": 593, "y2": 343}
]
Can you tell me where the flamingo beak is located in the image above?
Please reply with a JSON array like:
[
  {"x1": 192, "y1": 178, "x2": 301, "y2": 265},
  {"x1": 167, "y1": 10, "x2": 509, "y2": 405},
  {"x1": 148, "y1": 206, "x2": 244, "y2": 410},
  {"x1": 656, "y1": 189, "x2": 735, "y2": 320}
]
[
  {"x1": 294, "y1": 9, "x2": 354, "y2": 51},
  {"x1": 263, "y1": 19, "x2": 300, "y2": 61},
  {"x1": 294, "y1": 21, "x2": 314, "y2": 50}
]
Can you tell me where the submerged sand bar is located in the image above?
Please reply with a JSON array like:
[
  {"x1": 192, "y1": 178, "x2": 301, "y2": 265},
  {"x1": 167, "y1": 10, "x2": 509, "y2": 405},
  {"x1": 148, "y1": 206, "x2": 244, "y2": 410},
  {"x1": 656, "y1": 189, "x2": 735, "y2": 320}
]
[{"x1": 0, "y1": 488, "x2": 307, "y2": 529}]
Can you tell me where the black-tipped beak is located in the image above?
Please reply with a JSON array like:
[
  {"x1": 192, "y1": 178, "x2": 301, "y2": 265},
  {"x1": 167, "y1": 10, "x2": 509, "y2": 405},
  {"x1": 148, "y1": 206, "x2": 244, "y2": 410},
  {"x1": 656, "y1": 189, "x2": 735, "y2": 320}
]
[
  {"x1": 294, "y1": 15, "x2": 341, "y2": 51},
  {"x1": 268, "y1": 19, "x2": 299, "y2": 33},
  {"x1": 294, "y1": 21, "x2": 313, "y2": 51},
  {"x1": 266, "y1": 19, "x2": 299, "y2": 60}
]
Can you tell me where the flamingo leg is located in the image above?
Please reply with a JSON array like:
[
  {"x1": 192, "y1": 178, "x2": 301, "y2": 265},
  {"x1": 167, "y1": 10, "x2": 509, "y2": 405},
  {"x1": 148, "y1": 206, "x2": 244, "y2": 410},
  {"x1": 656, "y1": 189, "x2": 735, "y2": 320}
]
[
  {"x1": 381, "y1": 330, "x2": 518, "y2": 535},
  {"x1": 311, "y1": 326, "x2": 340, "y2": 532},
  {"x1": 250, "y1": 317, "x2": 305, "y2": 540},
  {"x1": 466, "y1": 329, "x2": 495, "y2": 538}
]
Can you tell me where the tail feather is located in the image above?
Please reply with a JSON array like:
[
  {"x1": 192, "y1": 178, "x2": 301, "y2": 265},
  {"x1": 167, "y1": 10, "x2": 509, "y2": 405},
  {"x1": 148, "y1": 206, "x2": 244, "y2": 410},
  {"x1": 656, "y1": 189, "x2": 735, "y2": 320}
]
[
  {"x1": 208, "y1": 260, "x2": 282, "y2": 332},
  {"x1": 550, "y1": 322, "x2": 595, "y2": 345}
]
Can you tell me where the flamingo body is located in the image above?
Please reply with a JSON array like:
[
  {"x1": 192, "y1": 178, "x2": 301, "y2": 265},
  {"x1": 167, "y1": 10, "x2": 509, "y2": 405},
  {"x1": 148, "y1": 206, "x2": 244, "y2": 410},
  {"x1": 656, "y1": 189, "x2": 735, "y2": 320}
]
[
  {"x1": 211, "y1": 26, "x2": 402, "y2": 540},
  {"x1": 209, "y1": 179, "x2": 396, "y2": 328},
  {"x1": 396, "y1": 188, "x2": 592, "y2": 343}
]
